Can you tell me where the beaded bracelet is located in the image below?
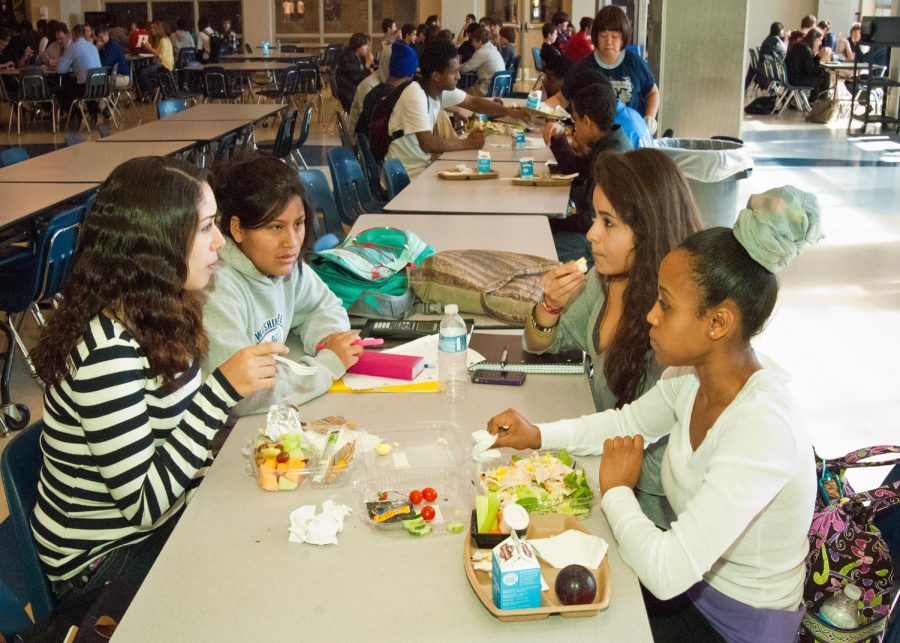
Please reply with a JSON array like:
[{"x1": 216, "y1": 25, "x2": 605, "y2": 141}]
[
  {"x1": 530, "y1": 308, "x2": 559, "y2": 335},
  {"x1": 540, "y1": 294, "x2": 563, "y2": 316}
]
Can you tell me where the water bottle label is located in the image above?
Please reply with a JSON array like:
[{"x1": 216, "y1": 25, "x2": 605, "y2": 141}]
[{"x1": 439, "y1": 333, "x2": 467, "y2": 353}]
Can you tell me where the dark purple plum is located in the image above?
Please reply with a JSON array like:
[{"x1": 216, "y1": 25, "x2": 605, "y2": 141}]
[{"x1": 555, "y1": 564, "x2": 597, "y2": 605}]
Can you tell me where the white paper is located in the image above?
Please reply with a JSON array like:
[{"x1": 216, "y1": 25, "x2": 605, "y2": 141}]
[
  {"x1": 471, "y1": 429, "x2": 501, "y2": 462},
  {"x1": 341, "y1": 334, "x2": 485, "y2": 391},
  {"x1": 529, "y1": 530, "x2": 609, "y2": 569},
  {"x1": 288, "y1": 500, "x2": 352, "y2": 545}
]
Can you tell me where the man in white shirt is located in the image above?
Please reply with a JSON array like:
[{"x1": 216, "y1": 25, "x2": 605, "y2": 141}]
[
  {"x1": 385, "y1": 40, "x2": 527, "y2": 179},
  {"x1": 461, "y1": 25, "x2": 505, "y2": 96}
]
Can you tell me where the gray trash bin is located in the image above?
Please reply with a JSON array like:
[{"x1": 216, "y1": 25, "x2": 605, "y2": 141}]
[{"x1": 654, "y1": 138, "x2": 754, "y2": 228}]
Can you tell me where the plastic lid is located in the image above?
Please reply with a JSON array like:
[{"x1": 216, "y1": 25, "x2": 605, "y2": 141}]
[
  {"x1": 444, "y1": 304, "x2": 458, "y2": 315},
  {"x1": 843, "y1": 584, "x2": 862, "y2": 600},
  {"x1": 501, "y1": 502, "x2": 530, "y2": 531}
]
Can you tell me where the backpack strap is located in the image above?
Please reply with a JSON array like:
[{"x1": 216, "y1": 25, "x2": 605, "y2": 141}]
[{"x1": 828, "y1": 445, "x2": 900, "y2": 469}]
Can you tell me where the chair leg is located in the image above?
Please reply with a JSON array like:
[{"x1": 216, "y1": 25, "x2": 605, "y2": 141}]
[
  {"x1": 7, "y1": 315, "x2": 37, "y2": 378},
  {"x1": 51, "y1": 100, "x2": 58, "y2": 134}
]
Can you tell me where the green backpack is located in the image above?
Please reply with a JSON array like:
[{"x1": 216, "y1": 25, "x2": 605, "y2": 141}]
[{"x1": 310, "y1": 227, "x2": 434, "y2": 319}]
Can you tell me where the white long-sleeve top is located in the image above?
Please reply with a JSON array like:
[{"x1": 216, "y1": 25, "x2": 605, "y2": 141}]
[{"x1": 539, "y1": 361, "x2": 815, "y2": 610}]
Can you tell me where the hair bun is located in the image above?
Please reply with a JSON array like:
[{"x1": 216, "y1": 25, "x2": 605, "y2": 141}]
[{"x1": 732, "y1": 186, "x2": 824, "y2": 273}]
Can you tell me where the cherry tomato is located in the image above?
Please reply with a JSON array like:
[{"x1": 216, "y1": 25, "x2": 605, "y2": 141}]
[
  {"x1": 422, "y1": 487, "x2": 437, "y2": 502},
  {"x1": 421, "y1": 505, "x2": 436, "y2": 522},
  {"x1": 409, "y1": 490, "x2": 423, "y2": 505}
]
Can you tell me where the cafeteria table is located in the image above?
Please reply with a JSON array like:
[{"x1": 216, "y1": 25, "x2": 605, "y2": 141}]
[
  {"x1": 350, "y1": 214, "x2": 558, "y2": 259},
  {"x1": 111, "y1": 368, "x2": 653, "y2": 642},
  {"x1": 100, "y1": 119, "x2": 251, "y2": 143},
  {"x1": 160, "y1": 103, "x2": 286, "y2": 122},
  {"x1": 384, "y1": 161, "x2": 570, "y2": 217},
  {"x1": 440, "y1": 135, "x2": 555, "y2": 163},
  {"x1": 198, "y1": 61, "x2": 294, "y2": 73},
  {"x1": 0, "y1": 142, "x2": 193, "y2": 184},
  {"x1": 0, "y1": 182, "x2": 97, "y2": 233},
  {"x1": 220, "y1": 52, "x2": 315, "y2": 62}
]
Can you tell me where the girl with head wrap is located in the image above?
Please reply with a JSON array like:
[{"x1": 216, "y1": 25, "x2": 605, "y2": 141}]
[{"x1": 487, "y1": 186, "x2": 823, "y2": 642}]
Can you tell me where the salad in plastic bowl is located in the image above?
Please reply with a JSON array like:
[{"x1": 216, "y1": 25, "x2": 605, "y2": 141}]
[{"x1": 477, "y1": 450, "x2": 594, "y2": 517}]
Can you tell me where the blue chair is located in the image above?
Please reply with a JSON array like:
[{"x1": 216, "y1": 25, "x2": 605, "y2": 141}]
[
  {"x1": 531, "y1": 47, "x2": 542, "y2": 72},
  {"x1": 1, "y1": 577, "x2": 33, "y2": 640},
  {"x1": 258, "y1": 108, "x2": 298, "y2": 167},
  {"x1": 157, "y1": 98, "x2": 188, "y2": 119},
  {"x1": 382, "y1": 159, "x2": 409, "y2": 199},
  {"x1": 299, "y1": 168, "x2": 346, "y2": 250},
  {"x1": 356, "y1": 133, "x2": 388, "y2": 201},
  {"x1": 291, "y1": 102, "x2": 314, "y2": 170},
  {"x1": 64, "y1": 134, "x2": 84, "y2": 146},
  {"x1": 0, "y1": 147, "x2": 29, "y2": 167},
  {"x1": 0, "y1": 205, "x2": 85, "y2": 433},
  {"x1": 0, "y1": 421, "x2": 55, "y2": 623},
  {"x1": 326, "y1": 147, "x2": 385, "y2": 226},
  {"x1": 487, "y1": 70, "x2": 513, "y2": 98}
]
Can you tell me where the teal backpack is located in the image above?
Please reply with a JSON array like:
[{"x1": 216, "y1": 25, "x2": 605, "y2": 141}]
[{"x1": 310, "y1": 227, "x2": 434, "y2": 319}]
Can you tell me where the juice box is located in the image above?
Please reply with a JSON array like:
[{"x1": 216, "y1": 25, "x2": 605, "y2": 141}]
[{"x1": 491, "y1": 532, "x2": 541, "y2": 610}]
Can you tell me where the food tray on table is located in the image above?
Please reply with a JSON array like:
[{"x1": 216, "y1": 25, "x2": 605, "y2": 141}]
[
  {"x1": 464, "y1": 513, "x2": 611, "y2": 621},
  {"x1": 354, "y1": 465, "x2": 474, "y2": 538},
  {"x1": 363, "y1": 421, "x2": 467, "y2": 472},
  {"x1": 512, "y1": 176, "x2": 575, "y2": 187},
  {"x1": 438, "y1": 170, "x2": 499, "y2": 181},
  {"x1": 476, "y1": 451, "x2": 596, "y2": 518},
  {"x1": 520, "y1": 106, "x2": 570, "y2": 121}
]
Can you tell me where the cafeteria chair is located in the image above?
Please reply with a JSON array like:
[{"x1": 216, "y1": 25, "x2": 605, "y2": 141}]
[
  {"x1": 65, "y1": 67, "x2": 118, "y2": 132},
  {"x1": 280, "y1": 45, "x2": 299, "y2": 53},
  {"x1": 334, "y1": 109, "x2": 356, "y2": 153},
  {"x1": 356, "y1": 133, "x2": 388, "y2": 200},
  {"x1": 299, "y1": 168, "x2": 346, "y2": 250},
  {"x1": 17, "y1": 69, "x2": 58, "y2": 135},
  {"x1": 0, "y1": 147, "x2": 29, "y2": 167},
  {"x1": 320, "y1": 43, "x2": 342, "y2": 75},
  {"x1": 157, "y1": 98, "x2": 188, "y2": 119},
  {"x1": 289, "y1": 102, "x2": 314, "y2": 169},
  {"x1": 256, "y1": 64, "x2": 300, "y2": 106},
  {"x1": 213, "y1": 130, "x2": 239, "y2": 165},
  {"x1": 258, "y1": 108, "x2": 298, "y2": 168},
  {"x1": 0, "y1": 77, "x2": 22, "y2": 135},
  {"x1": 327, "y1": 147, "x2": 386, "y2": 226},
  {"x1": 382, "y1": 159, "x2": 409, "y2": 199},
  {"x1": 508, "y1": 54, "x2": 521, "y2": 80},
  {"x1": 487, "y1": 71, "x2": 513, "y2": 98},
  {"x1": 203, "y1": 66, "x2": 244, "y2": 103},
  {"x1": 772, "y1": 61, "x2": 814, "y2": 114},
  {"x1": 158, "y1": 69, "x2": 202, "y2": 105},
  {"x1": 294, "y1": 61, "x2": 324, "y2": 121},
  {"x1": 457, "y1": 72, "x2": 477, "y2": 91},
  {"x1": 176, "y1": 47, "x2": 199, "y2": 69},
  {"x1": 0, "y1": 421, "x2": 56, "y2": 622},
  {"x1": 1, "y1": 577, "x2": 33, "y2": 640},
  {"x1": 531, "y1": 47, "x2": 543, "y2": 91},
  {"x1": 108, "y1": 62, "x2": 135, "y2": 120},
  {"x1": 64, "y1": 134, "x2": 85, "y2": 146}
]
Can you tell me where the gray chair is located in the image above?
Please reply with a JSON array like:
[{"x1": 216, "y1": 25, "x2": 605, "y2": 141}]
[
  {"x1": 66, "y1": 67, "x2": 117, "y2": 131},
  {"x1": 18, "y1": 69, "x2": 58, "y2": 134}
]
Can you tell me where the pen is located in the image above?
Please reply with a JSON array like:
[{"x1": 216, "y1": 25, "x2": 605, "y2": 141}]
[
  {"x1": 315, "y1": 338, "x2": 384, "y2": 350},
  {"x1": 500, "y1": 347, "x2": 508, "y2": 372}
]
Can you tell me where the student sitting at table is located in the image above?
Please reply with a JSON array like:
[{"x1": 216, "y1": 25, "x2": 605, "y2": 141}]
[
  {"x1": 56, "y1": 24, "x2": 102, "y2": 114},
  {"x1": 785, "y1": 27, "x2": 830, "y2": 101},
  {"x1": 36, "y1": 22, "x2": 69, "y2": 68},
  {"x1": 523, "y1": 148, "x2": 702, "y2": 527},
  {"x1": 384, "y1": 40, "x2": 528, "y2": 179},
  {"x1": 352, "y1": 41, "x2": 417, "y2": 136},
  {"x1": 29, "y1": 156, "x2": 286, "y2": 610},
  {"x1": 137, "y1": 20, "x2": 174, "y2": 96},
  {"x1": 489, "y1": 187, "x2": 821, "y2": 642},
  {"x1": 460, "y1": 25, "x2": 504, "y2": 97},
  {"x1": 97, "y1": 23, "x2": 131, "y2": 88},
  {"x1": 334, "y1": 32, "x2": 375, "y2": 112},
  {"x1": 498, "y1": 26, "x2": 517, "y2": 70},
  {"x1": 203, "y1": 156, "x2": 362, "y2": 416},
  {"x1": 543, "y1": 82, "x2": 633, "y2": 263}
]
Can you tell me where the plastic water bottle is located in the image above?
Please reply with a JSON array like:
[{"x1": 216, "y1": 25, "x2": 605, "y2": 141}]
[
  {"x1": 439, "y1": 304, "x2": 468, "y2": 401},
  {"x1": 818, "y1": 583, "x2": 864, "y2": 629}
]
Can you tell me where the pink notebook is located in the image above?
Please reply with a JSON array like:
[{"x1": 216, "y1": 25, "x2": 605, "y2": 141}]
[{"x1": 346, "y1": 351, "x2": 425, "y2": 381}]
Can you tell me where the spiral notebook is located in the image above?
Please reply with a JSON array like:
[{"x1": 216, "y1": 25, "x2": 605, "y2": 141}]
[{"x1": 468, "y1": 333, "x2": 586, "y2": 374}]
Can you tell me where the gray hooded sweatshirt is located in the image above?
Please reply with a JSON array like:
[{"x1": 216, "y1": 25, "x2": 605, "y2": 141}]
[{"x1": 202, "y1": 240, "x2": 350, "y2": 416}]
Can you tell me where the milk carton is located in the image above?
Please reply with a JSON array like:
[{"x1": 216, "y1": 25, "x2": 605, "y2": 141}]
[
  {"x1": 477, "y1": 150, "x2": 492, "y2": 174},
  {"x1": 525, "y1": 90, "x2": 542, "y2": 110},
  {"x1": 519, "y1": 157, "x2": 534, "y2": 180},
  {"x1": 491, "y1": 531, "x2": 541, "y2": 610},
  {"x1": 512, "y1": 128, "x2": 526, "y2": 151}
]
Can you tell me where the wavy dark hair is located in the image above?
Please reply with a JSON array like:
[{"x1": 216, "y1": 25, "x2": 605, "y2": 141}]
[
  {"x1": 592, "y1": 149, "x2": 703, "y2": 406},
  {"x1": 32, "y1": 157, "x2": 209, "y2": 388}
]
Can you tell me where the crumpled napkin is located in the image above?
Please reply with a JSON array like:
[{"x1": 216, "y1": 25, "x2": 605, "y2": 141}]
[
  {"x1": 288, "y1": 500, "x2": 352, "y2": 545},
  {"x1": 528, "y1": 529, "x2": 608, "y2": 569},
  {"x1": 471, "y1": 430, "x2": 501, "y2": 462}
]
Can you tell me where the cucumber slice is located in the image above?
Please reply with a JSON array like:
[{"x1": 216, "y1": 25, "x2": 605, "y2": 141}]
[
  {"x1": 408, "y1": 524, "x2": 432, "y2": 536},
  {"x1": 402, "y1": 517, "x2": 426, "y2": 531},
  {"x1": 447, "y1": 521, "x2": 465, "y2": 534}
]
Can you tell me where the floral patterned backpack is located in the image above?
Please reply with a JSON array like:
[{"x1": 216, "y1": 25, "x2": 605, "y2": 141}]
[{"x1": 800, "y1": 446, "x2": 900, "y2": 642}]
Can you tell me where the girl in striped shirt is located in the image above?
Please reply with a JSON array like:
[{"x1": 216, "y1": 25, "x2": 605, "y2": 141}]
[{"x1": 29, "y1": 157, "x2": 288, "y2": 605}]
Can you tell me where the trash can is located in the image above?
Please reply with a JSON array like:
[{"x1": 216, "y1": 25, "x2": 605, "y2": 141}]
[{"x1": 654, "y1": 138, "x2": 754, "y2": 228}]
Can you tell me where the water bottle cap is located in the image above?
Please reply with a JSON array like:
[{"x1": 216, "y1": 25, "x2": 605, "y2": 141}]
[
  {"x1": 843, "y1": 584, "x2": 862, "y2": 600},
  {"x1": 444, "y1": 304, "x2": 458, "y2": 315}
]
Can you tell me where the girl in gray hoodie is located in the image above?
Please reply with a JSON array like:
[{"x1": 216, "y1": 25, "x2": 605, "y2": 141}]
[{"x1": 203, "y1": 157, "x2": 363, "y2": 415}]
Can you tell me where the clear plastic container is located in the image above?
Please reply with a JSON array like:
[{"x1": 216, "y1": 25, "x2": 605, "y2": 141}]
[
  {"x1": 475, "y1": 451, "x2": 596, "y2": 518},
  {"x1": 819, "y1": 583, "x2": 864, "y2": 629},
  {"x1": 354, "y1": 465, "x2": 474, "y2": 537},
  {"x1": 363, "y1": 421, "x2": 467, "y2": 472},
  {"x1": 248, "y1": 430, "x2": 357, "y2": 492}
]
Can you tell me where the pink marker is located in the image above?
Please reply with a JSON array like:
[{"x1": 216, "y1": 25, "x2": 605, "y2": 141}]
[{"x1": 315, "y1": 337, "x2": 384, "y2": 350}]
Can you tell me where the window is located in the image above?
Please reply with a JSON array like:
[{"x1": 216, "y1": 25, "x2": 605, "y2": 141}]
[
  {"x1": 106, "y1": 2, "x2": 149, "y2": 29},
  {"x1": 198, "y1": 1, "x2": 242, "y2": 34},
  {"x1": 527, "y1": 0, "x2": 564, "y2": 24},
  {"x1": 277, "y1": 0, "x2": 318, "y2": 35},
  {"x1": 486, "y1": 0, "x2": 520, "y2": 25},
  {"x1": 322, "y1": 0, "x2": 367, "y2": 35},
  {"x1": 151, "y1": 1, "x2": 193, "y2": 32},
  {"x1": 371, "y1": 0, "x2": 416, "y2": 27}
]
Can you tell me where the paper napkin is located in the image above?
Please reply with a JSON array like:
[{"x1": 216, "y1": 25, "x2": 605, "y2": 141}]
[
  {"x1": 528, "y1": 529, "x2": 608, "y2": 569},
  {"x1": 288, "y1": 500, "x2": 352, "y2": 546},
  {"x1": 471, "y1": 429, "x2": 501, "y2": 462}
]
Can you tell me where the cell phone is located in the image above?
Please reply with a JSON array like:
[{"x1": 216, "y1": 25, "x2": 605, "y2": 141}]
[{"x1": 471, "y1": 369, "x2": 527, "y2": 386}]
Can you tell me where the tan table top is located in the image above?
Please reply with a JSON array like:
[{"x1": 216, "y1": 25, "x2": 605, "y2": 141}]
[
  {"x1": 0, "y1": 182, "x2": 97, "y2": 232},
  {"x1": 112, "y1": 369, "x2": 652, "y2": 642},
  {"x1": 0, "y1": 141, "x2": 193, "y2": 183},
  {"x1": 384, "y1": 160, "x2": 570, "y2": 217},
  {"x1": 440, "y1": 134, "x2": 555, "y2": 163},
  {"x1": 220, "y1": 52, "x2": 314, "y2": 62},
  {"x1": 161, "y1": 103, "x2": 286, "y2": 122},
  {"x1": 350, "y1": 214, "x2": 557, "y2": 259},
  {"x1": 100, "y1": 119, "x2": 251, "y2": 143},
  {"x1": 198, "y1": 61, "x2": 294, "y2": 73}
]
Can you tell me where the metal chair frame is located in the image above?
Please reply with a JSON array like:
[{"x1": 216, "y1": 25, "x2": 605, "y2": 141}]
[
  {"x1": 18, "y1": 69, "x2": 58, "y2": 135},
  {"x1": 65, "y1": 67, "x2": 118, "y2": 132}
]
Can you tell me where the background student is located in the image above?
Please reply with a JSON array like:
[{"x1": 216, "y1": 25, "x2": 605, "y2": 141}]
[
  {"x1": 489, "y1": 187, "x2": 822, "y2": 642},
  {"x1": 203, "y1": 156, "x2": 362, "y2": 416},
  {"x1": 525, "y1": 149, "x2": 702, "y2": 527},
  {"x1": 29, "y1": 157, "x2": 285, "y2": 609}
]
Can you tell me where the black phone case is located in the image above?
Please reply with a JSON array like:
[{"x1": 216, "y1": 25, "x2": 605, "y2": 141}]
[{"x1": 471, "y1": 370, "x2": 526, "y2": 386}]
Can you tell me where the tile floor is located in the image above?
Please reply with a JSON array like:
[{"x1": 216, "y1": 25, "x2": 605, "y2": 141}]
[{"x1": 1, "y1": 105, "x2": 899, "y2": 525}]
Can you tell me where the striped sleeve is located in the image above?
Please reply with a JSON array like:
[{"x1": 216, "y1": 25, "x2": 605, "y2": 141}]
[{"x1": 70, "y1": 339, "x2": 240, "y2": 528}]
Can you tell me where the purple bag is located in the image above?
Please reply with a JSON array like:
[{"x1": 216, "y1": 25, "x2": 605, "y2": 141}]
[{"x1": 799, "y1": 446, "x2": 900, "y2": 642}]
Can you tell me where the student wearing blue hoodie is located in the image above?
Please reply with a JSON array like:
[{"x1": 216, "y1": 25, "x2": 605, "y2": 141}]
[{"x1": 203, "y1": 157, "x2": 362, "y2": 415}]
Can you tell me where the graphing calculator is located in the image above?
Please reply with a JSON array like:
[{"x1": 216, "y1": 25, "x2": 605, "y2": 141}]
[{"x1": 361, "y1": 319, "x2": 475, "y2": 345}]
